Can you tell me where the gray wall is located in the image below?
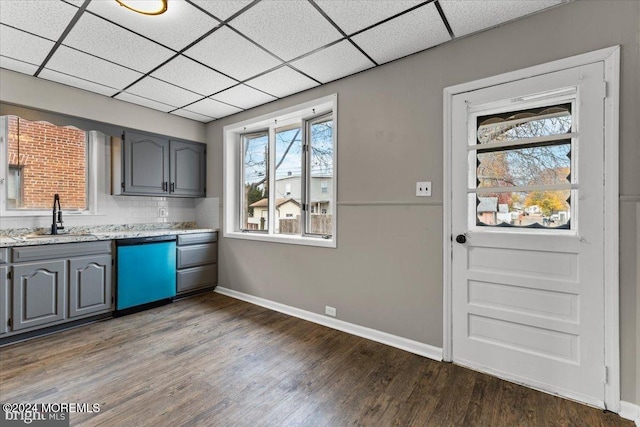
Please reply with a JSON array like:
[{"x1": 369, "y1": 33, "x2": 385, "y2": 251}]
[{"x1": 206, "y1": 0, "x2": 640, "y2": 404}]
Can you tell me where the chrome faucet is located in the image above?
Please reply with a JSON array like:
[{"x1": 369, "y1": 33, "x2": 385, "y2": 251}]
[{"x1": 51, "y1": 194, "x2": 64, "y2": 235}]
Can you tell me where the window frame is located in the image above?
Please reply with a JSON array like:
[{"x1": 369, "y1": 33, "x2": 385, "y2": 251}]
[
  {"x1": 0, "y1": 115, "x2": 103, "y2": 218},
  {"x1": 466, "y1": 91, "x2": 578, "y2": 235},
  {"x1": 223, "y1": 94, "x2": 337, "y2": 248}
]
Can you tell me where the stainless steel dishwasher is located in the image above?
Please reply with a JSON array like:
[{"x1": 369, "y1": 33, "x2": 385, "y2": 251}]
[{"x1": 114, "y1": 235, "x2": 176, "y2": 316}]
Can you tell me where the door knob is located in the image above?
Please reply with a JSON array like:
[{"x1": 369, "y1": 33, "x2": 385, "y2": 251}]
[{"x1": 455, "y1": 234, "x2": 467, "y2": 244}]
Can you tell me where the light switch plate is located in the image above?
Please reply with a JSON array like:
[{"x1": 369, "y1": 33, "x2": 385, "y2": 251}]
[{"x1": 416, "y1": 181, "x2": 431, "y2": 197}]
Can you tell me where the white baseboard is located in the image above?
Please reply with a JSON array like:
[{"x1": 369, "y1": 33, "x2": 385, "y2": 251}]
[
  {"x1": 620, "y1": 401, "x2": 640, "y2": 426},
  {"x1": 214, "y1": 286, "x2": 443, "y2": 362}
]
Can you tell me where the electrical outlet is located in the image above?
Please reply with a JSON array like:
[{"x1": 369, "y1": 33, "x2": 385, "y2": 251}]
[
  {"x1": 416, "y1": 181, "x2": 432, "y2": 197},
  {"x1": 325, "y1": 306, "x2": 336, "y2": 317},
  {"x1": 158, "y1": 207, "x2": 167, "y2": 218}
]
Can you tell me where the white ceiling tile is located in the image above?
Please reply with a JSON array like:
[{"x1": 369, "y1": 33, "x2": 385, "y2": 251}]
[
  {"x1": 185, "y1": 98, "x2": 242, "y2": 119},
  {"x1": 184, "y1": 26, "x2": 281, "y2": 81},
  {"x1": 47, "y1": 45, "x2": 143, "y2": 90},
  {"x1": 189, "y1": 0, "x2": 254, "y2": 21},
  {"x1": 211, "y1": 84, "x2": 276, "y2": 109},
  {"x1": 38, "y1": 68, "x2": 119, "y2": 97},
  {"x1": 0, "y1": 25, "x2": 54, "y2": 66},
  {"x1": 315, "y1": 0, "x2": 424, "y2": 35},
  {"x1": 151, "y1": 55, "x2": 237, "y2": 96},
  {"x1": 245, "y1": 67, "x2": 318, "y2": 98},
  {"x1": 115, "y1": 92, "x2": 175, "y2": 113},
  {"x1": 86, "y1": 0, "x2": 219, "y2": 51},
  {"x1": 63, "y1": 12, "x2": 174, "y2": 73},
  {"x1": 230, "y1": 0, "x2": 342, "y2": 61},
  {"x1": 290, "y1": 40, "x2": 374, "y2": 84},
  {"x1": 125, "y1": 77, "x2": 203, "y2": 108},
  {"x1": 352, "y1": 3, "x2": 451, "y2": 64},
  {"x1": 0, "y1": 56, "x2": 39, "y2": 75},
  {"x1": 440, "y1": 0, "x2": 563, "y2": 37},
  {"x1": 0, "y1": 0, "x2": 78, "y2": 41},
  {"x1": 171, "y1": 109, "x2": 215, "y2": 123}
]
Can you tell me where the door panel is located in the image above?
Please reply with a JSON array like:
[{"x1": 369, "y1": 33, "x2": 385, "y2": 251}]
[
  {"x1": 451, "y1": 63, "x2": 606, "y2": 406},
  {"x1": 170, "y1": 140, "x2": 205, "y2": 197},
  {"x1": 123, "y1": 131, "x2": 169, "y2": 195},
  {"x1": 12, "y1": 260, "x2": 65, "y2": 331}
]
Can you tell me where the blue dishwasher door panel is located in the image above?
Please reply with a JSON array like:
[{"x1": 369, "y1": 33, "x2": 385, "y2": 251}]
[{"x1": 117, "y1": 241, "x2": 176, "y2": 310}]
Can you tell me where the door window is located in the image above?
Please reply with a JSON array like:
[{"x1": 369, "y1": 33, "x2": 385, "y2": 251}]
[{"x1": 470, "y1": 101, "x2": 575, "y2": 230}]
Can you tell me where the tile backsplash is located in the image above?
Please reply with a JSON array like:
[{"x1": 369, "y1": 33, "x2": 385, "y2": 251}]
[{"x1": 0, "y1": 196, "x2": 220, "y2": 230}]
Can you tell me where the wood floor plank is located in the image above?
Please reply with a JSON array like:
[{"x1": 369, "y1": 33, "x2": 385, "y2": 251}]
[{"x1": 0, "y1": 293, "x2": 633, "y2": 427}]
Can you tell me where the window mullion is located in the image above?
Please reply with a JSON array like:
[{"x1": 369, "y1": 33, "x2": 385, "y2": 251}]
[
  {"x1": 267, "y1": 126, "x2": 276, "y2": 234},
  {"x1": 301, "y1": 119, "x2": 309, "y2": 236}
]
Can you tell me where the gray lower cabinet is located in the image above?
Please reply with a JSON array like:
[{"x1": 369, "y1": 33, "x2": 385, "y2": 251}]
[
  {"x1": 12, "y1": 260, "x2": 66, "y2": 331},
  {"x1": 69, "y1": 255, "x2": 112, "y2": 318},
  {"x1": 176, "y1": 232, "x2": 218, "y2": 295},
  {"x1": 5, "y1": 241, "x2": 113, "y2": 336},
  {"x1": 0, "y1": 266, "x2": 7, "y2": 335}
]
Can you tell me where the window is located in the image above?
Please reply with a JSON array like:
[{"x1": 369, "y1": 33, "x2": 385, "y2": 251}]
[
  {"x1": 224, "y1": 94, "x2": 337, "y2": 248},
  {"x1": 471, "y1": 99, "x2": 575, "y2": 230},
  {"x1": 1, "y1": 115, "x2": 101, "y2": 216}
]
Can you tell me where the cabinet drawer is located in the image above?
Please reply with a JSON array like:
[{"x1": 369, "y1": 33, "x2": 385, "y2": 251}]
[
  {"x1": 177, "y1": 264, "x2": 217, "y2": 293},
  {"x1": 177, "y1": 232, "x2": 217, "y2": 246},
  {"x1": 13, "y1": 241, "x2": 112, "y2": 263},
  {"x1": 0, "y1": 248, "x2": 8, "y2": 264},
  {"x1": 177, "y1": 243, "x2": 217, "y2": 268}
]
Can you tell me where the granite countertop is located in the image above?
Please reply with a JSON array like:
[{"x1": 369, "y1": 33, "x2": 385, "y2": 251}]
[{"x1": 0, "y1": 222, "x2": 217, "y2": 248}]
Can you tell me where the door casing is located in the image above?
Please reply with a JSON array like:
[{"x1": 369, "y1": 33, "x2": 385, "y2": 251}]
[{"x1": 442, "y1": 46, "x2": 620, "y2": 411}]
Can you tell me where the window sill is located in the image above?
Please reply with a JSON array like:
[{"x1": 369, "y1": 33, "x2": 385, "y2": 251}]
[{"x1": 224, "y1": 231, "x2": 336, "y2": 248}]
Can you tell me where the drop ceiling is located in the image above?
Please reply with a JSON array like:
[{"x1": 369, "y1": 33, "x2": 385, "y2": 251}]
[{"x1": 0, "y1": 0, "x2": 568, "y2": 124}]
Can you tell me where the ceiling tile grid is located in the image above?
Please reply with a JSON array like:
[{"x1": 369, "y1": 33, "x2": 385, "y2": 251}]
[
  {"x1": 151, "y1": 55, "x2": 237, "y2": 96},
  {"x1": 290, "y1": 40, "x2": 375, "y2": 84},
  {"x1": 211, "y1": 84, "x2": 277, "y2": 110},
  {"x1": 115, "y1": 92, "x2": 176, "y2": 113},
  {"x1": 46, "y1": 45, "x2": 143, "y2": 90},
  {"x1": 62, "y1": 11, "x2": 175, "y2": 73},
  {"x1": 184, "y1": 98, "x2": 243, "y2": 119},
  {"x1": 314, "y1": 0, "x2": 425, "y2": 35},
  {"x1": 0, "y1": 0, "x2": 569, "y2": 123},
  {"x1": 183, "y1": 26, "x2": 283, "y2": 81},
  {"x1": 351, "y1": 2, "x2": 452, "y2": 64},
  {"x1": 123, "y1": 76, "x2": 203, "y2": 108},
  {"x1": 0, "y1": 0, "x2": 78, "y2": 42},
  {"x1": 439, "y1": 0, "x2": 563, "y2": 38},
  {"x1": 170, "y1": 108, "x2": 216, "y2": 123},
  {"x1": 0, "y1": 25, "x2": 55, "y2": 66},
  {"x1": 189, "y1": 0, "x2": 255, "y2": 22},
  {"x1": 245, "y1": 66, "x2": 319, "y2": 98},
  {"x1": 229, "y1": 0, "x2": 343, "y2": 61},
  {"x1": 38, "y1": 68, "x2": 120, "y2": 97}
]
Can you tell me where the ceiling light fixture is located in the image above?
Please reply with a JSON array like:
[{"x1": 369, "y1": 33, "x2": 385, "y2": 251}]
[{"x1": 115, "y1": 0, "x2": 168, "y2": 16}]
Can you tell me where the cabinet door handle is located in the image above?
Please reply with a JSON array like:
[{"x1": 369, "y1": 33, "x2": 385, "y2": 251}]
[
  {"x1": 162, "y1": 181, "x2": 168, "y2": 192},
  {"x1": 170, "y1": 182, "x2": 175, "y2": 192}
]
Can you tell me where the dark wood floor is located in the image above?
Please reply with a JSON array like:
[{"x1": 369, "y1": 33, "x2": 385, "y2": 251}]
[{"x1": 0, "y1": 292, "x2": 631, "y2": 426}]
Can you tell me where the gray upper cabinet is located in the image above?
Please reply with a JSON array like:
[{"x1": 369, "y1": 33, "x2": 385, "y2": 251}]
[
  {"x1": 123, "y1": 131, "x2": 170, "y2": 195},
  {"x1": 170, "y1": 140, "x2": 206, "y2": 197},
  {"x1": 120, "y1": 131, "x2": 206, "y2": 198},
  {"x1": 12, "y1": 260, "x2": 66, "y2": 331}
]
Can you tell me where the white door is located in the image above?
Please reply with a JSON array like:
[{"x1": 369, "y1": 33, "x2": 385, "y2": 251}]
[{"x1": 451, "y1": 62, "x2": 607, "y2": 406}]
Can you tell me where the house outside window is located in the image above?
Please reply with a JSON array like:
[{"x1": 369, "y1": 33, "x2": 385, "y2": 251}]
[{"x1": 224, "y1": 95, "x2": 337, "y2": 248}]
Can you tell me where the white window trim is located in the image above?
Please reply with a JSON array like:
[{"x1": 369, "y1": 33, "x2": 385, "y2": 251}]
[
  {"x1": 0, "y1": 119, "x2": 105, "y2": 218},
  {"x1": 223, "y1": 94, "x2": 337, "y2": 248}
]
